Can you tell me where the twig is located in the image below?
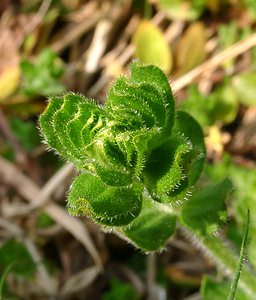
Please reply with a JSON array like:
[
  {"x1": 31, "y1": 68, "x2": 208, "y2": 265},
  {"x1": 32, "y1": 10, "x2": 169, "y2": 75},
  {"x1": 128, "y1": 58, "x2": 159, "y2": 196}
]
[
  {"x1": 88, "y1": 11, "x2": 166, "y2": 97},
  {"x1": 29, "y1": 163, "x2": 74, "y2": 209},
  {"x1": 22, "y1": 0, "x2": 52, "y2": 42},
  {"x1": 0, "y1": 157, "x2": 103, "y2": 269},
  {"x1": 60, "y1": 265, "x2": 101, "y2": 296},
  {"x1": 84, "y1": 19, "x2": 112, "y2": 74},
  {"x1": 88, "y1": 13, "x2": 183, "y2": 98},
  {"x1": 182, "y1": 293, "x2": 202, "y2": 300},
  {"x1": 100, "y1": 15, "x2": 140, "y2": 68},
  {"x1": 50, "y1": 4, "x2": 108, "y2": 53},
  {"x1": 173, "y1": 33, "x2": 256, "y2": 92},
  {"x1": 164, "y1": 20, "x2": 185, "y2": 44},
  {"x1": 84, "y1": 0, "x2": 130, "y2": 74},
  {"x1": 121, "y1": 265, "x2": 145, "y2": 296}
]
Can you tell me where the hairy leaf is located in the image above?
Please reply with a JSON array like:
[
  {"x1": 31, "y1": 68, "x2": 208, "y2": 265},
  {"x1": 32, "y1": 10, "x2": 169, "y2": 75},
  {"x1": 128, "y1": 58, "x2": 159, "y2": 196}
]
[
  {"x1": 180, "y1": 179, "x2": 232, "y2": 236},
  {"x1": 122, "y1": 194, "x2": 176, "y2": 251},
  {"x1": 144, "y1": 111, "x2": 205, "y2": 204},
  {"x1": 68, "y1": 172, "x2": 142, "y2": 226},
  {"x1": 39, "y1": 62, "x2": 206, "y2": 251}
]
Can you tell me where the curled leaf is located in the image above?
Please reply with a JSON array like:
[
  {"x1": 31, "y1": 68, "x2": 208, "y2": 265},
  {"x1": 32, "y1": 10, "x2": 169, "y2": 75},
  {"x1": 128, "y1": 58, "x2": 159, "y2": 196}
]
[
  {"x1": 39, "y1": 62, "x2": 205, "y2": 251},
  {"x1": 68, "y1": 173, "x2": 142, "y2": 226}
]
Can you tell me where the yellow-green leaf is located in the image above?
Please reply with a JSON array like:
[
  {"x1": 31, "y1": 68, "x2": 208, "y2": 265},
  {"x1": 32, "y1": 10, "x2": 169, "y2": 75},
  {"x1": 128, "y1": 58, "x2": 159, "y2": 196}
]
[
  {"x1": 132, "y1": 20, "x2": 172, "y2": 74},
  {"x1": 0, "y1": 66, "x2": 20, "y2": 102},
  {"x1": 175, "y1": 22, "x2": 206, "y2": 75}
]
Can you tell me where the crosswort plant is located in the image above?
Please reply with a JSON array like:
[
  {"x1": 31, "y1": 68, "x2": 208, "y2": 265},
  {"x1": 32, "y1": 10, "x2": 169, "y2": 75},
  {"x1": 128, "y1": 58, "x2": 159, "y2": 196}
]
[
  {"x1": 39, "y1": 62, "x2": 256, "y2": 299},
  {"x1": 39, "y1": 62, "x2": 205, "y2": 251}
]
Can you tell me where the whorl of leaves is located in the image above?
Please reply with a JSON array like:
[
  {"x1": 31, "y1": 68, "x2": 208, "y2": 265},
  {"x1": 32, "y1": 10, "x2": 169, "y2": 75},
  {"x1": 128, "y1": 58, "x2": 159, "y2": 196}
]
[{"x1": 39, "y1": 62, "x2": 205, "y2": 251}]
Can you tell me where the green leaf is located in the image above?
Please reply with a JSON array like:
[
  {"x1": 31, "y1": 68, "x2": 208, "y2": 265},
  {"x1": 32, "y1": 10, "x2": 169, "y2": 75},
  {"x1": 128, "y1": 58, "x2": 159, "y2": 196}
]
[
  {"x1": 132, "y1": 20, "x2": 172, "y2": 73},
  {"x1": 68, "y1": 172, "x2": 143, "y2": 226},
  {"x1": 40, "y1": 93, "x2": 105, "y2": 168},
  {"x1": 0, "y1": 239, "x2": 36, "y2": 278},
  {"x1": 232, "y1": 72, "x2": 256, "y2": 106},
  {"x1": 36, "y1": 212, "x2": 55, "y2": 229},
  {"x1": 206, "y1": 158, "x2": 256, "y2": 286},
  {"x1": 122, "y1": 194, "x2": 176, "y2": 251},
  {"x1": 209, "y1": 82, "x2": 239, "y2": 124},
  {"x1": 144, "y1": 111, "x2": 205, "y2": 204},
  {"x1": 20, "y1": 48, "x2": 65, "y2": 97},
  {"x1": 10, "y1": 117, "x2": 40, "y2": 151},
  {"x1": 129, "y1": 62, "x2": 175, "y2": 133},
  {"x1": 218, "y1": 22, "x2": 239, "y2": 69},
  {"x1": 145, "y1": 134, "x2": 192, "y2": 203},
  {"x1": 205, "y1": 156, "x2": 256, "y2": 231},
  {"x1": 102, "y1": 278, "x2": 139, "y2": 300},
  {"x1": 180, "y1": 81, "x2": 239, "y2": 126},
  {"x1": 201, "y1": 277, "x2": 249, "y2": 300},
  {"x1": 179, "y1": 85, "x2": 211, "y2": 127},
  {"x1": 180, "y1": 179, "x2": 232, "y2": 236},
  {"x1": 218, "y1": 21, "x2": 239, "y2": 49},
  {"x1": 174, "y1": 111, "x2": 206, "y2": 186}
]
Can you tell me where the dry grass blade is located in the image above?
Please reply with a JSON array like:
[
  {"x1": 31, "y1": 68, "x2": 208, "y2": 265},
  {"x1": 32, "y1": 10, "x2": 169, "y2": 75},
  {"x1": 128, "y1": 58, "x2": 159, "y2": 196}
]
[
  {"x1": 50, "y1": 3, "x2": 109, "y2": 53},
  {"x1": 29, "y1": 163, "x2": 74, "y2": 209},
  {"x1": 85, "y1": 0, "x2": 131, "y2": 74},
  {"x1": 173, "y1": 33, "x2": 256, "y2": 92},
  {"x1": 0, "y1": 157, "x2": 103, "y2": 269},
  {"x1": 22, "y1": 0, "x2": 52, "y2": 41},
  {"x1": 60, "y1": 265, "x2": 101, "y2": 296}
]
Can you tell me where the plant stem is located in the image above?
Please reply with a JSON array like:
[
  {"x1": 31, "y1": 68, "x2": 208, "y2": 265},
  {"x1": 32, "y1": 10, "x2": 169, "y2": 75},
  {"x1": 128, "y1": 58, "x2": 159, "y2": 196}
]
[
  {"x1": 0, "y1": 263, "x2": 16, "y2": 299},
  {"x1": 227, "y1": 209, "x2": 250, "y2": 300},
  {"x1": 179, "y1": 225, "x2": 256, "y2": 298}
]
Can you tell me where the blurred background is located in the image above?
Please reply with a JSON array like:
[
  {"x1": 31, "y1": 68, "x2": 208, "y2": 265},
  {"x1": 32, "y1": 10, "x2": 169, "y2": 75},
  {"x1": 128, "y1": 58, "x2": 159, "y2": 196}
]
[{"x1": 0, "y1": 0, "x2": 256, "y2": 299}]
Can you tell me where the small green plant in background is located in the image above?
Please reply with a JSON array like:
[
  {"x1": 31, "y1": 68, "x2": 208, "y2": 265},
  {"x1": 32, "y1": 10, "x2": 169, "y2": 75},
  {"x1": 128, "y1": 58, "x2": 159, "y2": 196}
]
[
  {"x1": 102, "y1": 278, "x2": 139, "y2": 300},
  {"x1": 0, "y1": 240, "x2": 36, "y2": 279},
  {"x1": 0, "y1": 240, "x2": 37, "y2": 299},
  {"x1": 39, "y1": 62, "x2": 256, "y2": 299},
  {"x1": 20, "y1": 48, "x2": 65, "y2": 97}
]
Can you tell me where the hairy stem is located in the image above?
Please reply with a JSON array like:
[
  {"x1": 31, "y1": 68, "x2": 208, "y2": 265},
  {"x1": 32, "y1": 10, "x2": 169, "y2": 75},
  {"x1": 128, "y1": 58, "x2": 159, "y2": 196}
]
[{"x1": 179, "y1": 225, "x2": 256, "y2": 298}]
